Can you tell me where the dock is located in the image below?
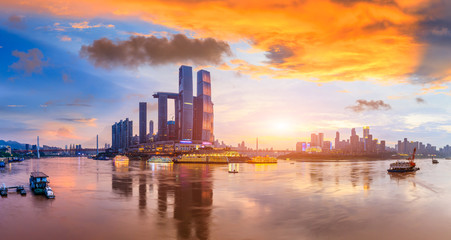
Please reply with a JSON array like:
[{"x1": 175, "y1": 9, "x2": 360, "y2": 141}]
[{"x1": 0, "y1": 184, "x2": 27, "y2": 197}]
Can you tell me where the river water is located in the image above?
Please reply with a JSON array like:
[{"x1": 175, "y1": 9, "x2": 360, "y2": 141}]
[{"x1": 1, "y1": 157, "x2": 450, "y2": 240}]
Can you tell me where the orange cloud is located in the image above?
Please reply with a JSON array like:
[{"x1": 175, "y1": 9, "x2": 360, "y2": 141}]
[
  {"x1": 59, "y1": 35, "x2": 72, "y2": 41},
  {"x1": 0, "y1": 0, "x2": 438, "y2": 82}
]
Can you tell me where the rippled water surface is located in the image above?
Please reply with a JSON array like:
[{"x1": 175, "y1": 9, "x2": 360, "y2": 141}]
[{"x1": 1, "y1": 157, "x2": 451, "y2": 240}]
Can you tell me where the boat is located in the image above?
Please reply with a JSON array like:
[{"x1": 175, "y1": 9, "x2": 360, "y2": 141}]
[
  {"x1": 0, "y1": 183, "x2": 7, "y2": 197},
  {"x1": 29, "y1": 172, "x2": 50, "y2": 195},
  {"x1": 248, "y1": 156, "x2": 278, "y2": 164},
  {"x1": 387, "y1": 148, "x2": 419, "y2": 173},
  {"x1": 113, "y1": 155, "x2": 129, "y2": 162},
  {"x1": 432, "y1": 156, "x2": 439, "y2": 164},
  {"x1": 45, "y1": 186, "x2": 55, "y2": 199},
  {"x1": 0, "y1": 159, "x2": 5, "y2": 168},
  {"x1": 93, "y1": 155, "x2": 110, "y2": 160},
  {"x1": 228, "y1": 163, "x2": 239, "y2": 173},
  {"x1": 147, "y1": 156, "x2": 173, "y2": 163},
  {"x1": 16, "y1": 185, "x2": 26, "y2": 195}
]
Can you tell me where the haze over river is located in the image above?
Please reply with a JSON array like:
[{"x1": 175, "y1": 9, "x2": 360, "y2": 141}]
[{"x1": 1, "y1": 157, "x2": 451, "y2": 240}]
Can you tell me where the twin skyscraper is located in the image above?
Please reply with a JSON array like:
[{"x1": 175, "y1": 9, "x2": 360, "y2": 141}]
[{"x1": 150, "y1": 65, "x2": 214, "y2": 143}]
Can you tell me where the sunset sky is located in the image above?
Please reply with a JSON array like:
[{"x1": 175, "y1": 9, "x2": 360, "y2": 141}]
[{"x1": 0, "y1": 0, "x2": 450, "y2": 149}]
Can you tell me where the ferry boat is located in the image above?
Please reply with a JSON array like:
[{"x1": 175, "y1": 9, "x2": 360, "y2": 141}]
[
  {"x1": 147, "y1": 156, "x2": 173, "y2": 163},
  {"x1": 29, "y1": 172, "x2": 50, "y2": 195},
  {"x1": 248, "y1": 156, "x2": 278, "y2": 164},
  {"x1": 113, "y1": 155, "x2": 129, "y2": 162},
  {"x1": 388, "y1": 148, "x2": 419, "y2": 173}
]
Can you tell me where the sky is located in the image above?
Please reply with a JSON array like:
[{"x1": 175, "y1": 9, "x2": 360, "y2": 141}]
[{"x1": 0, "y1": 0, "x2": 450, "y2": 150}]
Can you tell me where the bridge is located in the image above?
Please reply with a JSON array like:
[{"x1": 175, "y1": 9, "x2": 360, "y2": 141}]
[{"x1": 12, "y1": 148, "x2": 107, "y2": 153}]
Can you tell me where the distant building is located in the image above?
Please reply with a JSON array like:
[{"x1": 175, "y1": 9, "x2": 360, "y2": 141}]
[
  {"x1": 139, "y1": 102, "x2": 147, "y2": 144},
  {"x1": 149, "y1": 120, "x2": 154, "y2": 136},
  {"x1": 318, "y1": 133, "x2": 324, "y2": 149},
  {"x1": 112, "y1": 118, "x2": 133, "y2": 152},
  {"x1": 168, "y1": 121, "x2": 176, "y2": 140},
  {"x1": 335, "y1": 131, "x2": 340, "y2": 150},
  {"x1": 311, "y1": 133, "x2": 318, "y2": 147}
]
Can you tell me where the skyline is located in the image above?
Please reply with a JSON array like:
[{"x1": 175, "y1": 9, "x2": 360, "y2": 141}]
[{"x1": 1, "y1": 0, "x2": 451, "y2": 149}]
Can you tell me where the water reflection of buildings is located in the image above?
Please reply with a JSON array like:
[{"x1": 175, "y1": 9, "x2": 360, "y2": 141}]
[
  {"x1": 307, "y1": 161, "x2": 375, "y2": 191},
  {"x1": 169, "y1": 164, "x2": 213, "y2": 240},
  {"x1": 111, "y1": 162, "x2": 214, "y2": 240}
]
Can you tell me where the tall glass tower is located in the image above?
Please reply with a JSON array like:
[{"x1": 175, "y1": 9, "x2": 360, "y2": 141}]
[
  {"x1": 179, "y1": 65, "x2": 193, "y2": 140},
  {"x1": 194, "y1": 70, "x2": 214, "y2": 142}
]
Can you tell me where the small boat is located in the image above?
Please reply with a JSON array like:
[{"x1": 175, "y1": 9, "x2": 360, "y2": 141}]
[
  {"x1": 16, "y1": 185, "x2": 26, "y2": 195},
  {"x1": 147, "y1": 156, "x2": 173, "y2": 163},
  {"x1": 0, "y1": 160, "x2": 5, "y2": 168},
  {"x1": 45, "y1": 186, "x2": 55, "y2": 199},
  {"x1": 388, "y1": 148, "x2": 419, "y2": 173},
  {"x1": 29, "y1": 172, "x2": 50, "y2": 195},
  {"x1": 432, "y1": 156, "x2": 439, "y2": 164},
  {"x1": 228, "y1": 163, "x2": 239, "y2": 173},
  {"x1": 0, "y1": 183, "x2": 7, "y2": 197},
  {"x1": 248, "y1": 156, "x2": 278, "y2": 164}
]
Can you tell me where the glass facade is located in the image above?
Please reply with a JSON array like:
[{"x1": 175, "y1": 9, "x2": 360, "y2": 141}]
[
  {"x1": 179, "y1": 65, "x2": 193, "y2": 140},
  {"x1": 139, "y1": 102, "x2": 147, "y2": 144}
]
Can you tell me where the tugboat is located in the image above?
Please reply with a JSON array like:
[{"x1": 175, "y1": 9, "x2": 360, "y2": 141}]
[
  {"x1": 29, "y1": 172, "x2": 51, "y2": 195},
  {"x1": 0, "y1": 183, "x2": 7, "y2": 197},
  {"x1": 388, "y1": 148, "x2": 419, "y2": 173}
]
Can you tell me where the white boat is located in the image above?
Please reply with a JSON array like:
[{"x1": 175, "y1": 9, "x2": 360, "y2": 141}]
[
  {"x1": 45, "y1": 186, "x2": 55, "y2": 199},
  {"x1": 228, "y1": 163, "x2": 239, "y2": 173},
  {"x1": 388, "y1": 148, "x2": 419, "y2": 173}
]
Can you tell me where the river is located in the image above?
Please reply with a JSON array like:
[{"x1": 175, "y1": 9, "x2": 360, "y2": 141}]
[{"x1": 1, "y1": 157, "x2": 450, "y2": 240}]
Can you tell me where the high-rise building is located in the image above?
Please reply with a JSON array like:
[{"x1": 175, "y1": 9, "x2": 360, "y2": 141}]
[
  {"x1": 158, "y1": 94, "x2": 168, "y2": 141},
  {"x1": 112, "y1": 118, "x2": 133, "y2": 151},
  {"x1": 350, "y1": 128, "x2": 360, "y2": 153},
  {"x1": 335, "y1": 131, "x2": 340, "y2": 150},
  {"x1": 149, "y1": 120, "x2": 154, "y2": 136},
  {"x1": 139, "y1": 102, "x2": 147, "y2": 144},
  {"x1": 311, "y1": 133, "x2": 318, "y2": 147},
  {"x1": 193, "y1": 70, "x2": 214, "y2": 142},
  {"x1": 168, "y1": 121, "x2": 176, "y2": 140},
  {"x1": 179, "y1": 65, "x2": 194, "y2": 140},
  {"x1": 363, "y1": 126, "x2": 370, "y2": 151},
  {"x1": 318, "y1": 133, "x2": 324, "y2": 149}
]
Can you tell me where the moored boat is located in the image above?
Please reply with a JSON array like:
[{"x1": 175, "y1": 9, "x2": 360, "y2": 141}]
[
  {"x1": 248, "y1": 156, "x2": 278, "y2": 164},
  {"x1": 388, "y1": 148, "x2": 419, "y2": 173},
  {"x1": 29, "y1": 172, "x2": 50, "y2": 195},
  {"x1": 147, "y1": 156, "x2": 173, "y2": 163},
  {"x1": 432, "y1": 156, "x2": 439, "y2": 164}
]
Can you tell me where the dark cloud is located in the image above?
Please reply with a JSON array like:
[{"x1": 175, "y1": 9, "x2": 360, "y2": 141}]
[
  {"x1": 412, "y1": 1, "x2": 451, "y2": 83},
  {"x1": 265, "y1": 45, "x2": 295, "y2": 64},
  {"x1": 330, "y1": 0, "x2": 396, "y2": 7},
  {"x1": 416, "y1": 97, "x2": 425, "y2": 104},
  {"x1": 9, "y1": 48, "x2": 48, "y2": 75},
  {"x1": 7, "y1": 15, "x2": 25, "y2": 29},
  {"x1": 347, "y1": 99, "x2": 391, "y2": 112},
  {"x1": 80, "y1": 34, "x2": 232, "y2": 68}
]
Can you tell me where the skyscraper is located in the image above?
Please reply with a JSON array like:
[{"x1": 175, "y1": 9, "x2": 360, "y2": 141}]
[
  {"x1": 311, "y1": 133, "x2": 318, "y2": 147},
  {"x1": 139, "y1": 102, "x2": 147, "y2": 144},
  {"x1": 179, "y1": 65, "x2": 194, "y2": 140},
  {"x1": 318, "y1": 133, "x2": 324, "y2": 149},
  {"x1": 158, "y1": 94, "x2": 168, "y2": 141},
  {"x1": 149, "y1": 120, "x2": 154, "y2": 136},
  {"x1": 363, "y1": 126, "x2": 370, "y2": 151},
  {"x1": 193, "y1": 70, "x2": 214, "y2": 142},
  {"x1": 335, "y1": 131, "x2": 340, "y2": 150}
]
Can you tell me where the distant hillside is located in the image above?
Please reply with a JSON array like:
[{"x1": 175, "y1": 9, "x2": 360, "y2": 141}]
[{"x1": 0, "y1": 140, "x2": 27, "y2": 150}]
